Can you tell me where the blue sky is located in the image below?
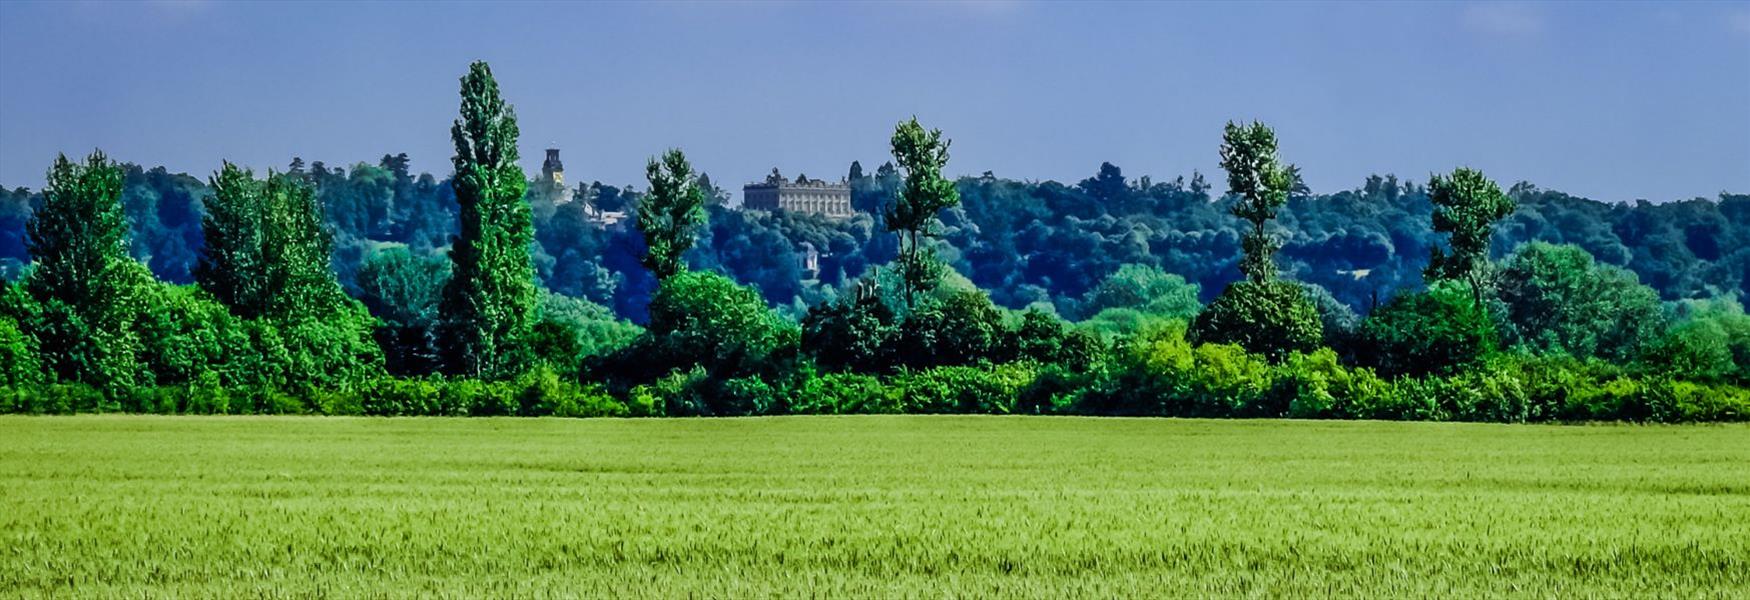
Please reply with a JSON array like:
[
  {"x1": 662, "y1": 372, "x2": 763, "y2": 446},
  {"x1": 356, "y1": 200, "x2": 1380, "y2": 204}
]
[{"x1": 1, "y1": 1, "x2": 1746, "y2": 203}]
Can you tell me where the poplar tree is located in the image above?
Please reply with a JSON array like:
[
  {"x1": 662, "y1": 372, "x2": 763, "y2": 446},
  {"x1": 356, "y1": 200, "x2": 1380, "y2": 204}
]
[
  {"x1": 197, "y1": 166, "x2": 347, "y2": 320},
  {"x1": 637, "y1": 149, "x2": 706, "y2": 280},
  {"x1": 261, "y1": 172, "x2": 349, "y2": 319},
  {"x1": 25, "y1": 151, "x2": 146, "y2": 390},
  {"x1": 1190, "y1": 121, "x2": 1320, "y2": 361},
  {"x1": 884, "y1": 117, "x2": 960, "y2": 310},
  {"x1": 1426, "y1": 167, "x2": 1515, "y2": 307},
  {"x1": 196, "y1": 162, "x2": 269, "y2": 317},
  {"x1": 441, "y1": 61, "x2": 536, "y2": 378},
  {"x1": 1220, "y1": 120, "x2": 1294, "y2": 283}
]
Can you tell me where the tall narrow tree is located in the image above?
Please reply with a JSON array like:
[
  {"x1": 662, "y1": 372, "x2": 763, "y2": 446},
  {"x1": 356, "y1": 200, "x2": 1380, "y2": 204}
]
[
  {"x1": 885, "y1": 117, "x2": 960, "y2": 309},
  {"x1": 25, "y1": 151, "x2": 146, "y2": 390},
  {"x1": 1220, "y1": 120, "x2": 1295, "y2": 283},
  {"x1": 196, "y1": 162, "x2": 269, "y2": 317},
  {"x1": 1190, "y1": 122, "x2": 1320, "y2": 361},
  {"x1": 637, "y1": 149, "x2": 706, "y2": 281},
  {"x1": 441, "y1": 61, "x2": 536, "y2": 378},
  {"x1": 197, "y1": 167, "x2": 348, "y2": 320},
  {"x1": 1426, "y1": 167, "x2": 1515, "y2": 307},
  {"x1": 261, "y1": 172, "x2": 349, "y2": 320}
]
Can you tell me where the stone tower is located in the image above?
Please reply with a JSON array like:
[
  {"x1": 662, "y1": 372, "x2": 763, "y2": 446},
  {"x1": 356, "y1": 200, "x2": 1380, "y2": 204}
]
[{"x1": 541, "y1": 148, "x2": 565, "y2": 186}]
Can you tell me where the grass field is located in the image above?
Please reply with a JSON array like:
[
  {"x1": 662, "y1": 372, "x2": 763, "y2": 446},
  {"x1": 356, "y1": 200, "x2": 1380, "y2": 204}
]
[{"x1": 2, "y1": 416, "x2": 1746, "y2": 597}]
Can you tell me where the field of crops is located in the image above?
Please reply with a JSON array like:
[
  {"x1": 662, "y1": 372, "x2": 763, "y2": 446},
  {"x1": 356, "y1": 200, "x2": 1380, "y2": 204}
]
[{"x1": 1, "y1": 416, "x2": 1746, "y2": 597}]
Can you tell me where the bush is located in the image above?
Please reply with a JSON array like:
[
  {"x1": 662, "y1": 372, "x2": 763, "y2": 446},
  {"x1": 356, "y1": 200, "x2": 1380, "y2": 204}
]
[
  {"x1": 1274, "y1": 349, "x2": 1347, "y2": 419},
  {"x1": 1072, "y1": 264, "x2": 1202, "y2": 321},
  {"x1": 1077, "y1": 324, "x2": 1272, "y2": 417},
  {"x1": 531, "y1": 292, "x2": 641, "y2": 376},
  {"x1": 893, "y1": 364, "x2": 1036, "y2": 414},
  {"x1": 3, "y1": 383, "x2": 110, "y2": 414},
  {"x1": 1016, "y1": 364, "x2": 1090, "y2": 415},
  {"x1": 360, "y1": 376, "x2": 447, "y2": 416},
  {"x1": 1639, "y1": 317, "x2": 1737, "y2": 383},
  {"x1": 513, "y1": 367, "x2": 626, "y2": 418},
  {"x1": 792, "y1": 371, "x2": 898, "y2": 414},
  {"x1": 896, "y1": 290, "x2": 1006, "y2": 368},
  {"x1": 1008, "y1": 309, "x2": 1102, "y2": 368},
  {"x1": 133, "y1": 284, "x2": 252, "y2": 388},
  {"x1": 1357, "y1": 281, "x2": 1498, "y2": 377},
  {"x1": 1190, "y1": 280, "x2": 1321, "y2": 361},
  {"x1": 802, "y1": 290, "x2": 899, "y2": 373},
  {"x1": 626, "y1": 272, "x2": 799, "y2": 382},
  {"x1": 1300, "y1": 283, "x2": 1359, "y2": 353},
  {"x1": 632, "y1": 367, "x2": 710, "y2": 417},
  {"x1": 1497, "y1": 242, "x2": 1666, "y2": 361},
  {"x1": 0, "y1": 314, "x2": 42, "y2": 387}
]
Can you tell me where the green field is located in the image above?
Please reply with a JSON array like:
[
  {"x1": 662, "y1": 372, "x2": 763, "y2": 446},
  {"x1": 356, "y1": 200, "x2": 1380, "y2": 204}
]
[{"x1": 2, "y1": 416, "x2": 1746, "y2": 597}]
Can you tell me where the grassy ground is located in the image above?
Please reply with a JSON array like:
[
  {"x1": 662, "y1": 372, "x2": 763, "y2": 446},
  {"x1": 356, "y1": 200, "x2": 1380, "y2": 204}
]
[{"x1": 1, "y1": 416, "x2": 1746, "y2": 597}]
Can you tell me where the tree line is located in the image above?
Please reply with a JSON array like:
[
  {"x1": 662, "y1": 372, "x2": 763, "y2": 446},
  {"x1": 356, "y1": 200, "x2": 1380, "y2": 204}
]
[{"x1": 1, "y1": 61, "x2": 1746, "y2": 421}]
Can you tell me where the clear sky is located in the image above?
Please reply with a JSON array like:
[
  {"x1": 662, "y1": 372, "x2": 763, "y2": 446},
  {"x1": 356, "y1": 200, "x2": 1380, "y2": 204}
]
[{"x1": 1, "y1": 1, "x2": 1746, "y2": 203}]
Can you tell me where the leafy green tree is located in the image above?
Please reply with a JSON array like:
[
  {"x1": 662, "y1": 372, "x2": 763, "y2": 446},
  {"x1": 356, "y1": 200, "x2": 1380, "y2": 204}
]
[
  {"x1": 619, "y1": 271, "x2": 798, "y2": 390},
  {"x1": 1009, "y1": 309, "x2": 1101, "y2": 367},
  {"x1": 25, "y1": 152, "x2": 148, "y2": 391},
  {"x1": 1427, "y1": 167, "x2": 1515, "y2": 306},
  {"x1": 133, "y1": 284, "x2": 258, "y2": 388},
  {"x1": 261, "y1": 173, "x2": 351, "y2": 320},
  {"x1": 1639, "y1": 320, "x2": 1734, "y2": 383},
  {"x1": 637, "y1": 149, "x2": 707, "y2": 280},
  {"x1": 1190, "y1": 280, "x2": 1322, "y2": 361},
  {"x1": 441, "y1": 61, "x2": 537, "y2": 378},
  {"x1": 802, "y1": 281, "x2": 899, "y2": 373},
  {"x1": 1496, "y1": 242, "x2": 1664, "y2": 360},
  {"x1": 885, "y1": 117, "x2": 961, "y2": 309},
  {"x1": 1075, "y1": 263, "x2": 1201, "y2": 320},
  {"x1": 200, "y1": 167, "x2": 353, "y2": 319},
  {"x1": 1357, "y1": 281, "x2": 1498, "y2": 377},
  {"x1": 194, "y1": 163, "x2": 269, "y2": 316},
  {"x1": 0, "y1": 313, "x2": 42, "y2": 386},
  {"x1": 357, "y1": 247, "x2": 450, "y2": 375},
  {"x1": 1300, "y1": 282, "x2": 1360, "y2": 350},
  {"x1": 531, "y1": 291, "x2": 640, "y2": 376},
  {"x1": 1642, "y1": 299, "x2": 1750, "y2": 384},
  {"x1": 1219, "y1": 121, "x2": 1295, "y2": 283},
  {"x1": 190, "y1": 166, "x2": 379, "y2": 389},
  {"x1": 1191, "y1": 122, "x2": 1320, "y2": 359},
  {"x1": 897, "y1": 290, "x2": 1006, "y2": 368}
]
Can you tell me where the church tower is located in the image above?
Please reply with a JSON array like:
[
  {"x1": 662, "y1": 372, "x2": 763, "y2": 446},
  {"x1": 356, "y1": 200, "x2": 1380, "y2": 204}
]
[{"x1": 541, "y1": 148, "x2": 565, "y2": 186}]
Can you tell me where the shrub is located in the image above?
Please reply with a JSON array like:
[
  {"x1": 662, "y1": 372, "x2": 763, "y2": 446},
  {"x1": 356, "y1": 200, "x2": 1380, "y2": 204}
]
[
  {"x1": 1190, "y1": 280, "x2": 1321, "y2": 362},
  {"x1": 1076, "y1": 323, "x2": 1196, "y2": 416},
  {"x1": 1357, "y1": 281, "x2": 1498, "y2": 377},
  {"x1": 1274, "y1": 349, "x2": 1346, "y2": 419},
  {"x1": 1072, "y1": 264, "x2": 1202, "y2": 321},
  {"x1": 359, "y1": 376, "x2": 445, "y2": 416},
  {"x1": 631, "y1": 272, "x2": 799, "y2": 382},
  {"x1": 1497, "y1": 242, "x2": 1666, "y2": 361},
  {"x1": 0, "y1": 314, "x2": 42, "y2": 387},
  {"x1": 1300, "y1": 282, "x2": 1360, "y2": 354},
  {"x1": 1017, "y1": 364, "x2": 1092, "y2": 415},
  {"x1": 793, "y1": 371, "x2": 898, "y2": 414},
  {"x1": 513, "y1": 367, "x2": 626, "y2": 418},
  {"x1": 802, "y1": 290, "x2": 899, "y2": 373},
  {"x1": 636, "y1": 367, "x2": 710, "y2": 417},
  {"x1": 893, "y1": 364, "x2": 1036, "y2": 414},
  {"x1": 895, "y1": 290, "x2": 1006, "y2": 368},
  {"x1": 1638, "y1": 318, "x2": 1736, "y2": 383},
  {"x1": 0, "y1": 384, "x2": 106, "y2": 414},
  {"x1": 1009, "y1": 309, "x2": 1102, "y2": 368}
]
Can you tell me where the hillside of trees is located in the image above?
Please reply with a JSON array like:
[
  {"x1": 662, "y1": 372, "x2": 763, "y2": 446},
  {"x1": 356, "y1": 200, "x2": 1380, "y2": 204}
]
[{"x1": 2, "y1": 61, "x2": 1747, "y2": 422}]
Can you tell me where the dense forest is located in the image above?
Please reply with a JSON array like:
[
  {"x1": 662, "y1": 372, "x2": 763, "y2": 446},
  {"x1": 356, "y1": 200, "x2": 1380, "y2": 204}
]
[{"x1": 2, "y1": 61, "x2": 1747, "y2": 422}]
